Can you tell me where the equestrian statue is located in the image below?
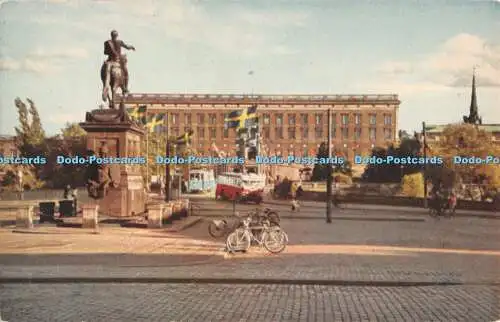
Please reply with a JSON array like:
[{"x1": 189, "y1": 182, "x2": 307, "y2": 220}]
[{"x1": 100, "y1": 30, "x2": 135, "y2": 108}]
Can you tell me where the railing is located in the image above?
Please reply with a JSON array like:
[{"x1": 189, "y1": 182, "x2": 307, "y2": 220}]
[{"x1": 118, "y1": 93, "x2": 399, "y2": 102}]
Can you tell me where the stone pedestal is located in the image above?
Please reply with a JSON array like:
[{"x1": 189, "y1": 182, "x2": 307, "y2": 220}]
[
  {"x1": 147, "y1": 203, "x2": 163, "y2": 228},
  {"x1": 80, "y1": 109, "x2": 146, "y2": 217},
  {"x1": 82, "y1": 204, "x2": 99, "y2": 229},
  {"x1": 16, "y1": 206, "x2": 33, "y2": 229},
  {"x1": 180, "y1": 199, "x2": 190, "y2": 217}
]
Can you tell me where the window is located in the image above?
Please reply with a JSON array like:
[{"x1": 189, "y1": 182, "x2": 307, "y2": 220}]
[
  {"x1": 184, "y1": 114, "x2": 191, "y2": 125},
  {"x1": 342, "y1": 127, "x2": 349, "y2": 139},
  {"x1": 210, "y1": 128, "x2": 216, "y2": 139},
  {"x1": 197, "y1": 113, "x2": 205, "y2": 123},
  {"x1": 354, "y1": 114, "x2": 361, "y2": 125},
  {"x1": 288, "y1": 114, "x2": 296, "y2": 126},
  {"x1": 341, "y1": 114, "x2": 349, "y2": 125},
  {"x1": 315, "y1": 127, "x2": 323, "y2": 139},
  {"x1": 384, "y1": 115, "x2": 392, "y2": 125},
  {"x1": 172, "y1": 127, "x2": 179, "y2": 137},
  {"x1": 302, "y1": 128, "x2": 309, "y2": 139},
  {"x1": 331, "y1": 118, "x2": 336, "y2": 138},
  {"x1": 303, "y1": 147, "x2": 308, "y2": 157},
  {"x1": 171, "y1": 113, "x2": 179, "y2": 125},
  {"x1": 288, "y1": 128, "x2": 296, "y2": 139},
  {"x1": 315, "y1": 114, "x2": 323, "y2": 125},
  {"x1": 209, "y1": 113, "x2": 217, "y2": 125},
  {"x1": 263, "y1": 128, "x2": 270, "y2": 139},
  {"x1": 276, "y1": 114, "x2": 283, "y2": 126},
  {"x1": 354, "y1": 127, "x2": 361, "y2": 140},
  {"x1": 276, "y1": 127, "x2": 284, "y2": 139},
  {"x1": 369, "y1": 128, "x2": 376, "y2": 140},
  {"x1": 223, "y1": 128, "x2": 229, "y2": 138},
  {"x1": 384, "y1": 128, "x2": 392, "y2": 140},
  {"x1": 369, "y1": 114, "x2": 377, "y2": 125},
  {"x1": 301, "y1": 114, "x2": 308, "y2": 125},
  {"x1": 197, "y1": 127, "x2": 205, "y2": 138},
  {"x1": 263, "y1": 114, "x2": 270, "y2": 125}
]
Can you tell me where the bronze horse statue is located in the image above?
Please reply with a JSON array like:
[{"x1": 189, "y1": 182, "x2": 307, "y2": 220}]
[{"x1": 100, "y1": 56, "x2": 127, "y2": 109}]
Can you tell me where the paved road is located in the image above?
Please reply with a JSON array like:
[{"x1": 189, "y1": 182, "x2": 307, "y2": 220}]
[
  {"x1": 1, "y1": 283, "x2": 499, "y2": 322},
  {"x1": 1, "y1": 198, "x2": 500, "y2": 321}
]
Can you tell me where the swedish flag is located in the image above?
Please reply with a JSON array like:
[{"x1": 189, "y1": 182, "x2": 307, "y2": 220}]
[
  {"x1": 127, "y1": 105, "x2": 147, "y2": 124},
  {"x1": 224, "y1": 105, "x2": 258, "y2": 130},
  {"x1": 174, "y1": 129, "x2": 194, "y2": 145},
  {"x1": 146, "y1": 113, "x2": 165, "y2": 133}
]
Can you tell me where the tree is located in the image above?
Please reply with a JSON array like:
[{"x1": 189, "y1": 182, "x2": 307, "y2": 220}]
[
  {"x1": 12, "y1": 98, "x2": 47, "y2": 189},
  {"x1": 361, "y1": 135, "x2": 423, "y2": 183},
  {"x1": 43, "y1": 123, "x2": 88, "y2": 188},
  {"x1": 429, "y1": 123, "x2": 500, "y2": 193},
  {"x1": 311, "y1": 142, "x2": 352, "y2": 181}
]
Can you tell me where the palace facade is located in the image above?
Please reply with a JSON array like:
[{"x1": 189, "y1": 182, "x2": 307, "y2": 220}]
[{"x1": 117, "y1": 93, "x2": 400, "y2": 160}]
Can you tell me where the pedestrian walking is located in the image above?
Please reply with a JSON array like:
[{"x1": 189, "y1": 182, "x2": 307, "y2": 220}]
[
  {"x1": 291, "y1": 181, "x2": 300, "y2": 211},
  {"x1": 71, "y1": 187, "x2": 78, "y2": 215}
]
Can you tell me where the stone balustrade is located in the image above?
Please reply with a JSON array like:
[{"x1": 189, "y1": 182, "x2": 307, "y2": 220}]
[
  {"x1": 82, "y1": 204, "x2": 99, "y2": 229},
  {"x1": 16, "y1": 205, "x2": 34, "y2": 229}
]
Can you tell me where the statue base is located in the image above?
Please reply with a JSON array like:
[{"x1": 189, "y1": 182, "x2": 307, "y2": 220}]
[{"x1": 80, "y1": 108, "x2": 146, "y2": 217}]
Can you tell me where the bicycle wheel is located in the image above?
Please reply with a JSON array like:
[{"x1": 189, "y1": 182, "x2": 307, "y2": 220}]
[
  {"x1": 263, "y1": 228, "x2": 288, "y2": 254},
  {"x1": 429, "y1": 207, "x2": 438, "y2": 218},
  {"x1": 226, "y1": 229, "x2": 251, "y2": 252},
  {"x1": 208, "y1": 220, "x2": 228, "y2": 238}
]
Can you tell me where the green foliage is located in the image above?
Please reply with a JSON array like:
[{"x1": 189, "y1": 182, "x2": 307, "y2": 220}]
[
  {"x1": 333, "y1": 172, "x2": 352, "y2": 184},
  {"x1": 362, "y1": 135, "x2": 423, "y2": 183},
  {"x1": 401, "y1": 173, "x2": 424, "y2": 198},
  {"x1": 430, "y1": 123, "x2": 500, "y2": 189},
  {"x1": 311, "y1": 142, "x2": 352, "y2": 181},
  {"x1": 43, "y1": 123, "x2": 87, "y2": 188}
]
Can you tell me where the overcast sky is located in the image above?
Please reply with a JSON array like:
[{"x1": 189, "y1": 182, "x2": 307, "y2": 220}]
[{"x1": 0, "y1": 0, "x2": 499, "y2": 135}]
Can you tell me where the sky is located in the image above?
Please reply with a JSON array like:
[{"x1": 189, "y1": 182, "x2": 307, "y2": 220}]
[{"x1": 0, "y1": 0, "x2": 499, "y2": 135}]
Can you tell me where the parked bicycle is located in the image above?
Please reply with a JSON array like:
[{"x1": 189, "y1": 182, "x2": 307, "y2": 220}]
[
  {"x1": 225, "y1": 215, "x2": 288, "y2": 254},
  {"x1": 208, "y1": 207, "x2": 280, "y2": 238}
]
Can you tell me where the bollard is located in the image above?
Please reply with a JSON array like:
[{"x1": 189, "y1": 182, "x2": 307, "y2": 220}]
[
  {"x1": 16, "y1": 205, "x2": 34, "y2": 229},
  {"x1": 147, "y1": 203, "x2": 164, "y2": 228},
  {"x1": 163, "y1": 203, "x2": 173, "y2": 222},
  {"x1": 82, "y1": 204, "x2": 99, "y2": 229},
  {"x1": 172, "y1": 200, "x2": 182, "y2": 219},
  {"x1": 181, "y1": 199, "x2": 190, "y2": 217}
]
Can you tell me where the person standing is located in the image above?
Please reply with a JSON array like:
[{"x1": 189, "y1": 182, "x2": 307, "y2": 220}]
[{"x1": 63, "y1": 184, "x2": 71, "y2": 199}]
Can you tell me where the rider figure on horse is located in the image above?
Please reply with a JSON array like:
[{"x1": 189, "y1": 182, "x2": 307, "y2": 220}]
[{"x1": 103, "y1": 30, "x2": 135, "y2": 95}]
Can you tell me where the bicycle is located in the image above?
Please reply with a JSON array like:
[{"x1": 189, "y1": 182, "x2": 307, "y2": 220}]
[
  {"x1": 208, "y1": 211, "x2": 246, "y2": 238},
  {"x1": 225, "y1": 215, "x2": 288, "y2": 254}
]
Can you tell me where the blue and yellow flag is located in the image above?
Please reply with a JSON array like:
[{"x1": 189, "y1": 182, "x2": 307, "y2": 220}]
[
  {"x1": 174, "y1": 129, "x2": 194, "y2": 146},
  {"x1": 146, "y1": 113, "x2": 165, "y2": 133},
  {"x1": 127, "y1": 105, "x2": 147, "y2": 124},
  {"x1": 224, "y1": 105, "x2": 258, "y2": 130}
]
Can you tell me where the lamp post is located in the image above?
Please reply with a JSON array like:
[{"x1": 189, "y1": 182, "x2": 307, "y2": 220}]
[
  {"x1": 422, "y1": 121, "x2": 428, "y2": 208},
  {"x1": 326, "y1": 108, "x2": 332, "y2": 223}
]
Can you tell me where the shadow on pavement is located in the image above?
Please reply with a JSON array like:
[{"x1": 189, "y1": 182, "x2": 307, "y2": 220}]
[{"x1": 0, "y1": 253, "x2": 223, "y2": 267}]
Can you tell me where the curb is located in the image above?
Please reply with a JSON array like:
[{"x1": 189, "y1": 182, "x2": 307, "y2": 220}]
[
  {"x1": 198, "y1": 215, "x2": 425, "y2": 222},
  {"x1": 0, "y1": 277, "x2": 475, "y2": 287}
]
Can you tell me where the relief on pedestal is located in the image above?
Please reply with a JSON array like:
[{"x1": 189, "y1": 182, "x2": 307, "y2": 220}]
[{"x1": 85, "y1": 142, "x2": 119, "y2": 200}]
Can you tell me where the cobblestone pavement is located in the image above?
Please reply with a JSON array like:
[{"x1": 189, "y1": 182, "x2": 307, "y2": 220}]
[{"x1": 1, "y1": 283, "x2": 499, "y2": 322}]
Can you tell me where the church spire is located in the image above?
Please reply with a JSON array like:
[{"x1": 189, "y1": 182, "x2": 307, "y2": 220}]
[{"x1": 463, "y1": 67, "x2": 482, "y2": 125}]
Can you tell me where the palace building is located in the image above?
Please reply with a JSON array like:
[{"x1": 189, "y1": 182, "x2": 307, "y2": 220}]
[{"x1": 117, "y1": 93, "x2": 400, "y2": 160}]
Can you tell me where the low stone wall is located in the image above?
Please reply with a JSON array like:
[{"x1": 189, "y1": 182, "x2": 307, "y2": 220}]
[{"x1": 299, "y1": 191, "x2": 499, "y2": 212}]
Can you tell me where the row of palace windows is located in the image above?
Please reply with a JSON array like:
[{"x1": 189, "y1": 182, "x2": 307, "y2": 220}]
[
  {"x1": 261, "y1": 127, "x2": 392, "y2": 140},
  {"x1": 167, "y1": 113, "x2": 393, "y2": 127},
  {"x1": 161, "y1": 126, "x2": 393, "y2": 141}
]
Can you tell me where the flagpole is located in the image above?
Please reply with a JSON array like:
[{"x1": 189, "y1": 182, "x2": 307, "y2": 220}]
[{"x1": 146, "y1": 126, "x2": 150, "y2": 192}]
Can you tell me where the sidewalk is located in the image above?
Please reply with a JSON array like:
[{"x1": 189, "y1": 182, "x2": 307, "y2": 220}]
[{"x1": 0, "y1": 226, "x2": 222, "y2": 255}]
